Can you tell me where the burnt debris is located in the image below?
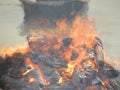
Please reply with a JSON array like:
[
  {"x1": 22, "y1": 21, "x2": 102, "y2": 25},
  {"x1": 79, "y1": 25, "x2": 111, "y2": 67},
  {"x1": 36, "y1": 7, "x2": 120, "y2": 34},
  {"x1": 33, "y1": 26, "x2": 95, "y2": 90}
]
[
  {"x1": 0, "y1": 0, "x2": 120, "y2": 90},
  {"x1": 0, "y1": 37, "x2": 120, "y2": 90}
]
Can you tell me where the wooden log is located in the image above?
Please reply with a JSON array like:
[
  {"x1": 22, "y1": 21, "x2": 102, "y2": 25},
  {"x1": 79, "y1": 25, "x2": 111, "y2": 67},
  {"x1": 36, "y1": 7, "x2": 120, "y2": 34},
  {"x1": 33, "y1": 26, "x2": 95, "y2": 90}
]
[
  {"x1": 40, "y1": 65, "x2": 61, "y2": 84},
  {"x1": 30, "y1": 52, "x2": 68, "y2": 68},
  {"x1": 71, "y1": 68, "x2": 97, "y2": 90},
  {"x1": 97, "y1": 63, "x2": 119, "y2": 81},
  {"x1": 23, "y1": 69, "x2": 45, "y2": 87}
]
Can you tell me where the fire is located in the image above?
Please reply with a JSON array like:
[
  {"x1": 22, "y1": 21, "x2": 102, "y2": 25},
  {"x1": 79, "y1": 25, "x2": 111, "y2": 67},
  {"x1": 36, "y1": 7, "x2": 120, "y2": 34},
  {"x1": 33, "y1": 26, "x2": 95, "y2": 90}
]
[
  {"x1": 58, "y1": 78, "x2": 63, "y2": 84},
  {"x1": 1, "y1": 16, "x2": 116, "y2": 89},
  {"x1": 22, "y1": 58, "x2": 34, "y2": 76},
  {"x1": 27, "y1": 16, "x2": 99, "y2": 83},
  {"x1": 56, "y1": 19, "x2": 68, "y2": 30},
  {"x1": 0, "y1": 44, "x2": 30, "y2": 57},
  {"x1": 57, "y1": 17, "x2": 98, "y2": 82},
  {"x1": 0, "y1": 47, "x2": 15, "y2": 57},
  {"x1": 29, "y1": 77, "x2": 36, "y2": 83},
  {"x1": 23, "y1": 58, "x2": 50, "y2": 85},
  {"x1": 38, "y1": 70, "x2": 50, "y2": 85},
  {"x1": 101, "y1": 79, "x2": 110, "y2": 86}
]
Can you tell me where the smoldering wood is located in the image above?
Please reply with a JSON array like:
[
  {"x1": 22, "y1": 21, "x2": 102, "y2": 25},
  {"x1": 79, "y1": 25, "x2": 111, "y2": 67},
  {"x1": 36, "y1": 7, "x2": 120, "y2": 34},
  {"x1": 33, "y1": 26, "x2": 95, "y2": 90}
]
[
  {"x1": 28, "y1": 37, "x2": 61, "y2": 56},
  {"x1": 87, "y1": 49, "x2": 95, "y2": 59},
  {"x1": 0, "y1": 53, "x2": 26, "y2": 78},
  {"x1": 40, "y1": 65, "x2": 61, "y2": 84},
  {"x1": 0, "y1": 75, "x2": 40, "y2": 90},
  {"x1": 71, "y1": 68, "x2": 97, "y2": 90},
  {"x1": 0, "y1": 53, "x2": 120, "y2": 90},
  {"x1": 43, "y1": 82, "x2": 76, "y2": 90},
  {"x1": 23, "y1": 69, "x2": 45, "y2": 87},
  {"x1": 0, "y1": 38, "x2": 120, "y2": 90},
  {"x1": 84, "y1": 85, "x2": 105, "y2": 90},
  {"x1": 6, "y1": 54, "x2": 27, "y2": 79},
  {"x1": 29, "y1": 52, "x2": 68, "y2": 68},
  {"x1": 97, "y1": 63, "x2": 119, "y2": 80},
  {"x1": 81, "y1": 60, "x2": 95, "y2": 70},
  {"x1": 71, "y1": 64, "x2": 119, "y2": 90}
]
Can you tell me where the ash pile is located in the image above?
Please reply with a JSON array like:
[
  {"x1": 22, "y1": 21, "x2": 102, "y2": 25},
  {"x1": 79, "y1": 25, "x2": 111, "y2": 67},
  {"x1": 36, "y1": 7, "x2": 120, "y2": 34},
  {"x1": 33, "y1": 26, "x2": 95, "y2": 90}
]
[{"x1": 0, "y1": 0, "x2": 120, "y2": 90}]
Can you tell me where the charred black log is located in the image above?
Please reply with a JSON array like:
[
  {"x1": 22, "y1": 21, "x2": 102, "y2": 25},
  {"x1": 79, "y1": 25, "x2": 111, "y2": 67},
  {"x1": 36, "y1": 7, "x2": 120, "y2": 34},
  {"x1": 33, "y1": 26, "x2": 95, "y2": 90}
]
[
  {"x1": 29, "y1": 52, "x2": 68, "y2": 68},
  {"x1": 71, "y1": 65, "x2": 119, "y2": 90},
  {"x1": 40, "y1": 65, "x2": 61, "y2": 84},
  {"x1": 71, "y1": 68, "x2": 97, "y2": 90},
  {"x1": 62, "y1": 37, "x2": 73, "y2": 47},
  {"x1": 0, "y1": 53, "x2": 26, "y2": 78},
  {"x1": 97, "y1": 64, "x2": 119, "y2": 81}
]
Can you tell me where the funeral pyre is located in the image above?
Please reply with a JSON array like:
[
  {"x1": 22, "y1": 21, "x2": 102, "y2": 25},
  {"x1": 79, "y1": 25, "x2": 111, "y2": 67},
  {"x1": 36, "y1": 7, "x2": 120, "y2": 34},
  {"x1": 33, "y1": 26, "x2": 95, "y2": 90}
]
[{"x1": 0, "y1": 16, "x2": 120, "y2": 90}]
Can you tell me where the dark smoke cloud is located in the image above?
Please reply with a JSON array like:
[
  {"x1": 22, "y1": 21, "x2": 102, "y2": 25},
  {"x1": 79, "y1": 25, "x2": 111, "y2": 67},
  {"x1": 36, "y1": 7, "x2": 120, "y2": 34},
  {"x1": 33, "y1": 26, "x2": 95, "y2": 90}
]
[{"x1": 19, "y1": 0, "x2": 89, "y2": 36}]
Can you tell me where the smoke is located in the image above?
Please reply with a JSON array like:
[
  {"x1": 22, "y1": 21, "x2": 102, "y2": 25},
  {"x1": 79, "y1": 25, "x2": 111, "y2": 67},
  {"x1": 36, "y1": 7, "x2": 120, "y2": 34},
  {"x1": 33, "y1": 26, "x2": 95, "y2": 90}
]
[{"x1": 19, "y1": 0, "x2": 89, "y2": 36}]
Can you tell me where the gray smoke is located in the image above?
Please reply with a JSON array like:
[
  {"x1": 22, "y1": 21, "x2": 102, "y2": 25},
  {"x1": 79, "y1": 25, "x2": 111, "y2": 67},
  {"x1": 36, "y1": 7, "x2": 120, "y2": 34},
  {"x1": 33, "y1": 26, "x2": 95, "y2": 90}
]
[{"x1": 19, "y1": 0, "x2": 89, "y2": 36}]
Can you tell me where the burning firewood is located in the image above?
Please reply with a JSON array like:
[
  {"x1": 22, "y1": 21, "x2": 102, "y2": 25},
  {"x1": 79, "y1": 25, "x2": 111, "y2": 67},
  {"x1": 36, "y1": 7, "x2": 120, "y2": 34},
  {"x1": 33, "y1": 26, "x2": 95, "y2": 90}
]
[
  {"x1": 29, "y1": 51, "x2": 68, "y2": 68},
  {"x1": 0, "y1": 36, "x2": 119, "y2": 90},
  {"x1": 0, "y1": 36, "x2": 120, "y2": 90},
  {"x1": 23, "y1": 69, "x2": 45, "y2": 87},
  {"x1": 0, "y1": 1, "x2": 120, "y2": 90}
]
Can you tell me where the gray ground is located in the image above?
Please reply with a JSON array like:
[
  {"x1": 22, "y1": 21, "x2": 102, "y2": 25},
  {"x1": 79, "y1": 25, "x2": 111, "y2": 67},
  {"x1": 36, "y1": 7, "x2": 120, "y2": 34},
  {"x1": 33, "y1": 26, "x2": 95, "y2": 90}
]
[{"x1": 0, "y1": 0, "x2": 120, "y2": 58}]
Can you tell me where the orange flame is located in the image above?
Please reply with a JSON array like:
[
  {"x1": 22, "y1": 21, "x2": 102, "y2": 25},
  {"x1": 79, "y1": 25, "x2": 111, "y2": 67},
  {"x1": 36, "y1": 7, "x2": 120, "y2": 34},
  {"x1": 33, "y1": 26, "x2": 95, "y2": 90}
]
[
  {"x1": 27, "y1": 16, "x2": 99, "y2": 83},
  {"x1": 24, "y1": 58, "x2": 50, "y2": 85},
  {"x1": 29, "y1": 77, "x2": 36, "y2": 83},
  {"x1": 22, "y1": 58, "x2": 34, "y2": 75},
  {"x1": 101, "y1": 79, "x2": 110, "y2": 86},
  {"x1": 0, "y1": 16, "x2": 101, "y2": 84},
  {"x1": 0, "y1": 44, "x2": 30, "y2": 57}
]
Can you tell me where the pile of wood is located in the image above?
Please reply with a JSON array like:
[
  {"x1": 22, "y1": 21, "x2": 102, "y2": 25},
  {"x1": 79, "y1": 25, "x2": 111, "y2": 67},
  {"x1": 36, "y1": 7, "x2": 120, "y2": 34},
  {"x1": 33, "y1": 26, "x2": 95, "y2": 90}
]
[
  {"x1": 0, "y1": 37, "x2": 119, "y2": 90},
  {"x1": 0, "y1": 1, "x2": 119, "y2": 90}
]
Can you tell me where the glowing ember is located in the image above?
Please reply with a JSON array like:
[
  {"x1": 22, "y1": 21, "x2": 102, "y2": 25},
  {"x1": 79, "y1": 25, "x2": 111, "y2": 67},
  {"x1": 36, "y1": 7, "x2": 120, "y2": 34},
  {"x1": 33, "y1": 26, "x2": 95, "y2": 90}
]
[
  {"x1": 29, "y1": 77, "x2": 36, "y2": 83},
  {"x1": 0, "y1": 44, "x2": 30, "y2": 57},
  {"x1": 102, "y1": 79, "x2": 110, "y2": 86},
  {"x1": 24, "y1": 58, "x2": 50, "y2": 86}
]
